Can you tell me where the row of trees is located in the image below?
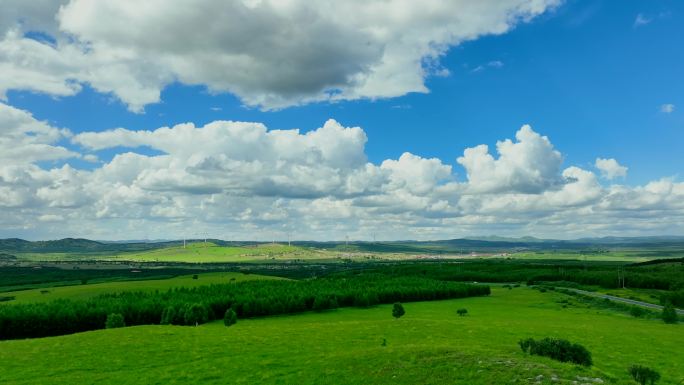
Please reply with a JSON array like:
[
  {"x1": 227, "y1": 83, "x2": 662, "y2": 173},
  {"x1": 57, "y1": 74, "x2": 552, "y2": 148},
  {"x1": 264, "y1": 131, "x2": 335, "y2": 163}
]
[
  {"x1": 368, "y1": 261, "x2": 684, "y2": 291},
  {"x1": 0, "y1": 274, "x2": 490, "y2": 340}
]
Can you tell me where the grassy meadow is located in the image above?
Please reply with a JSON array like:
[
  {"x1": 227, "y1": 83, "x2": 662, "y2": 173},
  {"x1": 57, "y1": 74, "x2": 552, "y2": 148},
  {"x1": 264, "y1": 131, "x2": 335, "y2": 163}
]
[{"x1": 0, "y1": 287, "x2": 681, "y2": 385}]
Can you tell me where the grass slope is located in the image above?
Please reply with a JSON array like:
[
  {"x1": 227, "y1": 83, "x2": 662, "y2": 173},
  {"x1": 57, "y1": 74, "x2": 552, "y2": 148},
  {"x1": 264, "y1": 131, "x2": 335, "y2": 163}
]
[
  {"x1": 86, "y1": 243, "x2": 321, "y2": 263},
  {"x1": 0, "y1": 288, "x2": 680, "y2": 385},
  {"x1": 1, "y1": 272, "x2": 282, "y2": 304}
]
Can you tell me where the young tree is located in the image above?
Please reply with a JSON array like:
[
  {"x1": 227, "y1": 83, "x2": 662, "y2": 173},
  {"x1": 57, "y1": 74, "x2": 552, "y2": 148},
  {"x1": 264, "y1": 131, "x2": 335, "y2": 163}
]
[
  {"x1": 105, "y1": 313, "x2": 125, "y2": 329},
  {"x1": 629, "y1": 365, "x2": 660, "y2": 385},
  {"x1": 457, "y1": 308, "x2": 468, "y2": 316},
  {"x1": 392, "y1": 302, "x2": 405, "y2": 319},
  {"x1": 661, "y1": 303, "x2": 678, "y2": 324},
  {"x1": 224, "y1": 308, "x2": 237, "y2": 327}
]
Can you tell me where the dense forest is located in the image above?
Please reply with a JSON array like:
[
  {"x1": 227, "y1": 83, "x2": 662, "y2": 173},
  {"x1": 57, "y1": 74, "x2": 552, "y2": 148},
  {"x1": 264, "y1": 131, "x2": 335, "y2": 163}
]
[{"x1": 0, "y1": 274, "x2": 489, "y2": 340}]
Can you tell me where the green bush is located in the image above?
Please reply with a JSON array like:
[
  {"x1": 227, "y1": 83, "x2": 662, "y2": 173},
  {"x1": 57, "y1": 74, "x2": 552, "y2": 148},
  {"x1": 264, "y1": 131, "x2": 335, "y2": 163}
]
[
  {"x1": 457, "y1": 308, "x2": 468, "y2": 316},
  {"x1": 105, "y1": 313, "x2": 125, "y2": 329},
  {"x1": 629, "y1": 306, "x2": 646, "y2": 318},
  {"x1": 661, "y1": 303, "x2": 678, "y2": 324},
  {"x1": 660, "y1": 289, "x2": 684, "y2": 307},
  {"x1": 519, "y1": 337, "x2": 592, "y2": 366},
  {"x1": 392, "y1": 302, "x2": 405, "y2": 319},
  {"x1": 223, "y1": 308, "x2": 237, "y2": 327},
  {"x1": 628, "y1": 365, "x2": 660, "y2": 385}
]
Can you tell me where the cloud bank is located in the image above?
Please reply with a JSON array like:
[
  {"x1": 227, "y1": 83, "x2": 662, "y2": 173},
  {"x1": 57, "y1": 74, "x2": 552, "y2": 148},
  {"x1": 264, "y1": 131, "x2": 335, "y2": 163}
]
[
  {"x1": 1, "y1": 0, "x2": 561, "y2": 111},
  {"x1": 1, "y1": 102, "x2": 683, "y2": 240}
]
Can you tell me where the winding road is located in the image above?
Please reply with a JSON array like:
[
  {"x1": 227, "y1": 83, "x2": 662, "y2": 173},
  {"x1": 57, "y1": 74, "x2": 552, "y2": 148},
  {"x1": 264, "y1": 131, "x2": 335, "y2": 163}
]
[{"x1": 564, "y1": 288, "x2": 684, "y2": 315}]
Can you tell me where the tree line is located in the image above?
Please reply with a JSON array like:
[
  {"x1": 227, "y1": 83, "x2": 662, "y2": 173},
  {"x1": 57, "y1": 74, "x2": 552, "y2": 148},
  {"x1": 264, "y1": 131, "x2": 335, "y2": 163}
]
[
  {"x1": 357, "y1": 261, "x2": 684, "y2": 291},
  {"x1": 0, "y1": 274, "x2": 490, "y2": 340}
]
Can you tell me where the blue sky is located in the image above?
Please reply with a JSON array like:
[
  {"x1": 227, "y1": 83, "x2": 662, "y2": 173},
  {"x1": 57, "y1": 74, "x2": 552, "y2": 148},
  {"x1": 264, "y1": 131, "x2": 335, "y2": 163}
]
[{"x1": 1, "y1": 0, "x2": 682, "y2": 240}]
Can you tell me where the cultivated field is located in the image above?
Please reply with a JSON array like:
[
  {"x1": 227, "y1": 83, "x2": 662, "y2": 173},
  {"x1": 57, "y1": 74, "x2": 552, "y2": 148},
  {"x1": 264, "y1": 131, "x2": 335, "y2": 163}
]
[{"x1": 0, "y1": 288, "x2": 681, "y2": 385}]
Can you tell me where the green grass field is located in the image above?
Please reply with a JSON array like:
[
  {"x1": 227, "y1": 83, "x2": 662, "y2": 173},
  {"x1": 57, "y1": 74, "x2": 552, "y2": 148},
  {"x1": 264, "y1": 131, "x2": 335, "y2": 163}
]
[
  {"x1": 506, "y1": 252, "x2": 653, "y2": 263},
  {"x1": 1, "y1": 272, "x2": 282, "y2": 304},
  {"x1": 0, "y1": 288, "x2": 680, "y2": 385},
  {"x1": 14, "y1": 242, "x2": 344, "y2": 263}
]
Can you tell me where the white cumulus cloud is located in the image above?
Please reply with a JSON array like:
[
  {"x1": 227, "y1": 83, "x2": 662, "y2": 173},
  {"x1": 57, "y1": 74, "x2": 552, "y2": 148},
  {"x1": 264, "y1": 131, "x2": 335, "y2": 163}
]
[
  {"x1": 456, "y1": 125, "x2": 563, "y2": 194},
  {"x1": 2, "y1": 104, "x2": 684, "y2": 240},
  {"x1": 0, "y1": 0, "x2": 561, "y2": 111},
  {"x1": 595, "y1": 158, "x2": 628, "y2": 180}
]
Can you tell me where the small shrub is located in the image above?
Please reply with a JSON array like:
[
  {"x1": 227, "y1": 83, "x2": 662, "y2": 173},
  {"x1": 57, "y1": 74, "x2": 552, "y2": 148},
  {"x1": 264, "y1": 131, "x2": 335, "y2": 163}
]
[
  {"x1": 457, "y1": 308, "x2": 468, "y2": 316},
  {"x1": 628, "y1": 365, "x2": 660, "y2": 385},
  {"x1": 192, "y1": 274, "x2": 199, "y2": 280},
  {"x1": 392, "y1": 302, "x2": 405, "y2": 319},
  {"x1": 223, "y1": 308, "x2": 237, "y2": 327},
  {"x1": 518, "y1": 337, "x2": 592, "y2": 366},
  {"x1": 105, "y1": 313, "x2": 125, "y2": 329},
  {"x1": 661, "y1": 303, "x2": 678, "y2": 324},
  {"x1": 629, "y1": 306, "x2": 646, "y2": 318}
]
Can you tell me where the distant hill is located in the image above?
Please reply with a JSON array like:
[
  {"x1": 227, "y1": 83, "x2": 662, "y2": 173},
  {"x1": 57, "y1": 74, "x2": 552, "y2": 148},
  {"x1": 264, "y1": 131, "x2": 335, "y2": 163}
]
[
  {"x1": 0, "y1": 238, "x2": 176, "y2": 253},
  {"x1": 1, "y1": 236, "x2": 684, "y2": 254}
]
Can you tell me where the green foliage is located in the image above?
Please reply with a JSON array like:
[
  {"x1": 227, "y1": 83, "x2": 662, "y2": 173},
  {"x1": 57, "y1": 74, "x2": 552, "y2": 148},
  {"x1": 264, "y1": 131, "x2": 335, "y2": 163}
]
[
  {"x1": 160, "y1": 306, "x2": 177, "y2": 325},
  {"x1": 628, "y1": 365, "x2": 661, "y2": 385},
  {"x1": 392, "y1": 302, "x2": 405, "y2": 319},
  {"x1": 105, "y1": 313, "x2": 125, "y2": 329},
  {"x1": 457, "y1": 308, "x2": 468, "y2": 316},
  {"x1": 183, "y1": 303, "x2": 209, "y2": 326},
  {"x1": 353, "y1": 292, "x2": 380, "y2": 308},
  {"x1": 223, "y1": 308, "x2": 237, "y2": 327},
  {"x1": 518, "y1": 337, "x2": 592, "y2": 366},
  {"x1": 0, "y1": 274, "x2": 490, "y2": 339},
  {"x1": 661, "y1": 303, "x2": 678, "y2": 324},
  {"x1": 660, "y1": 289, "x2": 684, "y2": 307},
  {"x1": 368, "y1": 261, "x2": 684, "y2": 292},
  {"x1": 629, "y1": 306, "x2": 646, "y2": 318},
  {"x1": 312, "y1": 295, "x2": 339, "y2": 312}
]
